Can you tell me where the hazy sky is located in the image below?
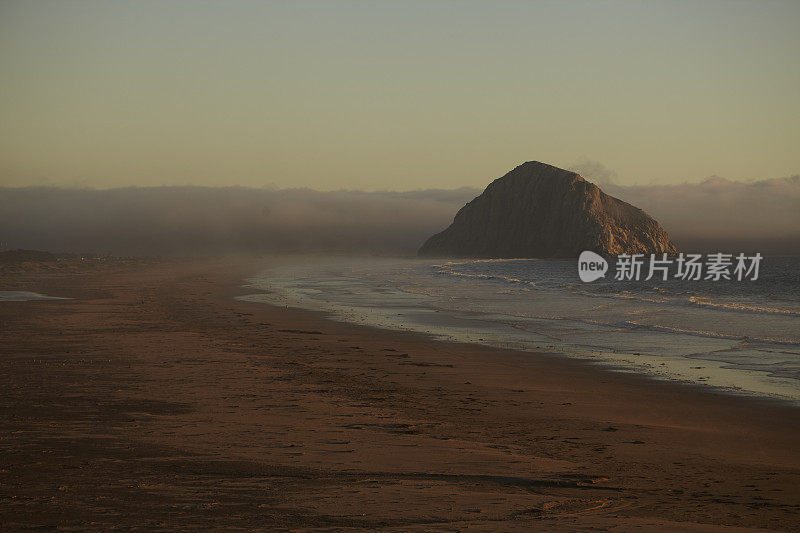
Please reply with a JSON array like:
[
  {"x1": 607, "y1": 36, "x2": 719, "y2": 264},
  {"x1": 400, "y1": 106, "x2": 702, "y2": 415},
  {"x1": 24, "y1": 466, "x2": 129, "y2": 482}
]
[{"x1": 1, "y1": 1, "x2": 798, "y2": 190}]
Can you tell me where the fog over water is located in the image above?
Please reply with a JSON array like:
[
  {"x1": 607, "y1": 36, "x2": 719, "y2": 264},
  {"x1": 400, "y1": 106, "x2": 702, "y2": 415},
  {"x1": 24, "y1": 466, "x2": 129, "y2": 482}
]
[{"x1": 1, "y1": 173, "x2": 798, "y2": 256}]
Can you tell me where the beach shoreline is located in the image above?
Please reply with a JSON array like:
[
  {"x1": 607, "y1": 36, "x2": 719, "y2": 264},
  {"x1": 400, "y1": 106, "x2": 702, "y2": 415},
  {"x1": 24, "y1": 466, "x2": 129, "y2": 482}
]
[
  {"x1": 1, "y1": 256, "x2": 799, "y2": 530},
  {"x1": 238, "y1": 256, "x2": 800, "y2": 406}
]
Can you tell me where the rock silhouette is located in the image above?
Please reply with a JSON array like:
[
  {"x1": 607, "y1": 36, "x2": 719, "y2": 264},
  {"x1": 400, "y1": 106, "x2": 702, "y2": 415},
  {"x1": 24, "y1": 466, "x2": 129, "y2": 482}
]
[{"x1": 418, "y1": 161, "x2": 677, "y2": 258}]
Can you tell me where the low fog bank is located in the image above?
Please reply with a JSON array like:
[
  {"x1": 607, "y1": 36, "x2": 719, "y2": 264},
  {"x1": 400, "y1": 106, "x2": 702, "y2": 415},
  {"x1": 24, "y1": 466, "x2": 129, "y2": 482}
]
[
  {"x1": 1, "y1": 175, "x2": 798, "y2": 256},
  {"x1": 0, "y1": 187, "x2": 478, "y2": 256},
  {"x1": 604, "y1": 176, "x2": 800, "y2": 254}
]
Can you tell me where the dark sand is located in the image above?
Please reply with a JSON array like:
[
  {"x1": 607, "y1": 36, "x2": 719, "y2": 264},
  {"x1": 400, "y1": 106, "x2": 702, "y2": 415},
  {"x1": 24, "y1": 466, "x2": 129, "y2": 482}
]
[{"x1": 1, "y1": 257, "x2": 798, "y2": 531}]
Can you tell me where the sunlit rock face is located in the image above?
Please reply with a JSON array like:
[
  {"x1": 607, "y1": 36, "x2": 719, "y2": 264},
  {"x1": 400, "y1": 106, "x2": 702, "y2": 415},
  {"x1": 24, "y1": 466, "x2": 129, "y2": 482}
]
[{"x1": 418, "y1": 161, "x2": 677, "y2": 258}]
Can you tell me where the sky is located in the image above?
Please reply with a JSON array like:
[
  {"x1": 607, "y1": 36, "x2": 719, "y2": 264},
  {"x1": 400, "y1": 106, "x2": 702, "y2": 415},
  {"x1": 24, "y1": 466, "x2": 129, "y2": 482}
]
[{"x1": 1, "y1": 1, "x2": 798, "y2": 190}]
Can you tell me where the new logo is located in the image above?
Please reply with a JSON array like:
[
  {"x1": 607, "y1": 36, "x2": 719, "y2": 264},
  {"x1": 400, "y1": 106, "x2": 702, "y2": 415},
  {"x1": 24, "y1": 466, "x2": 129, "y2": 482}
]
[{"x1": 578, "y1": 251, "x2": 608, "y2": 282}]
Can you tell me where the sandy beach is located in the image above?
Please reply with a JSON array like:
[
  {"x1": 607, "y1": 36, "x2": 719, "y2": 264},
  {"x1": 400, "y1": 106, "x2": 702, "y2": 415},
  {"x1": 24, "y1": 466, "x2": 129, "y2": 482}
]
[{"x1": 1, "y1": 256, "x2": 799, "y2": 531}]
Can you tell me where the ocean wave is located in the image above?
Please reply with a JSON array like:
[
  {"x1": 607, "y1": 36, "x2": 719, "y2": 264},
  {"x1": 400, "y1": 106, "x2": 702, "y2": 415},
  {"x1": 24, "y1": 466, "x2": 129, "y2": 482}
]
[
  {"x1": 432, "y1": 262, "x2": 538, "y2": 287},
  {"x1": 437, "y1": 260, "x2": 800, "y2": 319},
  {"x1": 565, "y1": 285, "x2": 800, "y2": 318},
  {"x1": 686, "y1": 297, "x2": 800, "y2": 317},
  {"x1": 503, "y1": 313, "x2": 800, "y2": 347}
]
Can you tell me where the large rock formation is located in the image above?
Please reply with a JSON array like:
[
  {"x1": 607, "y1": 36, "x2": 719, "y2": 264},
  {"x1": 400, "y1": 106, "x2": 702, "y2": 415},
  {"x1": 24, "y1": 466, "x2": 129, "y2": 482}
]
[{"x1": 418, "y1": 161, "x2": 676, "y2": 258}]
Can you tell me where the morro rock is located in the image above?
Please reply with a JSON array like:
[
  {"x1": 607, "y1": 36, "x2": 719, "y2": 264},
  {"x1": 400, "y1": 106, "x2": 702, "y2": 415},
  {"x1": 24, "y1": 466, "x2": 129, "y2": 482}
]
[{"x1": 418, "y1": 161, "x2": 676, "y2": 258}]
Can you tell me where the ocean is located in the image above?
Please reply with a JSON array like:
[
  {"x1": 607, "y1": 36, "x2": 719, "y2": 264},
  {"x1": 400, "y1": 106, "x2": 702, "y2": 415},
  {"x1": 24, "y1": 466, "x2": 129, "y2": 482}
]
[{"x1": 240, "y1": 256, "x2": 800, "y2": 404}]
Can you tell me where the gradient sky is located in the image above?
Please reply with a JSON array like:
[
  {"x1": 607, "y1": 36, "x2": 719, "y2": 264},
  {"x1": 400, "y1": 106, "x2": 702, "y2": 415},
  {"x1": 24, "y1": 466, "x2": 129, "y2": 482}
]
[{"x1": 1, "y1": 0, "x2": 798, "y2": 190}]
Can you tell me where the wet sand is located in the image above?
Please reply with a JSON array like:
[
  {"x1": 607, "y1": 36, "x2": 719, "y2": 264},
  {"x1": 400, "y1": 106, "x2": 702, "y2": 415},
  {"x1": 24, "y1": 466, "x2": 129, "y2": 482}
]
[{"x1": 1, "y1": 256, "x2": 799, "y2": 531}]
